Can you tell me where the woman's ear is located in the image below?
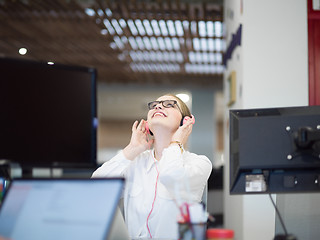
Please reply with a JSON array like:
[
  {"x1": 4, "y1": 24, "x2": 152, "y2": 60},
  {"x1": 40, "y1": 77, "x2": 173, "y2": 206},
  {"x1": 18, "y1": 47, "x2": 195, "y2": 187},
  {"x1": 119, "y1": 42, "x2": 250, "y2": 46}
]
[
  {"x1": 145, "y1": 121, "x2": 153, "y2": 136},
  {"x1": 181, "y1": 115, "x2": 196, "y2": 126}
]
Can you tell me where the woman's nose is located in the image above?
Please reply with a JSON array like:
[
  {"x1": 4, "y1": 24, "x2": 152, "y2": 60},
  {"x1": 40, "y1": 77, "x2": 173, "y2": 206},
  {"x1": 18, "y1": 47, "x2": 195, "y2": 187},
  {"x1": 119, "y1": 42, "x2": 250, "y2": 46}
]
[{"x1": 155, "y1": 103, "x2": 163, "y2": 109}]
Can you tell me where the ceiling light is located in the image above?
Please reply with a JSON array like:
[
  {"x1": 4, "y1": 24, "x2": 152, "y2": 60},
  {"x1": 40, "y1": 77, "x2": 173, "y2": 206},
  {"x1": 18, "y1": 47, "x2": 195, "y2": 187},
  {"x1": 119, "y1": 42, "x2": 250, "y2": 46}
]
[
  {"x1": 188, "y1": 52, "x2": 195, "y2": 62},
  {"x1": 167, "y1": 20, "x2": 176, "y2": 36},
  {"x1": 109, "y1": 42, "x2": 117, "y2": 49},
  {"x1": 156, "y1": 51, "x2": 163, "y2": 61},
  {"x1": 97, "y1": 9, "x2": 104, "y2": 17},
  {"x1": 121, "y1": 36, "x2": 128, "y2": 44},
  {"x1": 129, "y1": 51, "x2": 138, "y2": 61},
  {"x1": 176, "y1": 93, "x2": 190, "y2": 103},
  {"x1": 193, "y1": 38, "x2": 200, "y2": 51},
  {"x1": 169, "y1": 52, "x2": 176, "y2": 62},
  {"x1": 143, "y1": 19, "x2": 153, "y2": 36},
  {"x1": 183, "y1": 20, "x2": 189, "y2": 30},
  {"x1": 143, "y1": 51, "x2": 150, "y2": 61},
  {"x1": 165, "y1": 37, "x2": 173, "y2": 51},
  {"x1": 127, "y1": 20, "x2": 138, "y2": 36},
  {"x1": 136, "y1": 51, "x2": 144, "y2": 61},
  {"x1": 151, "y1": 20, "x2": 161, "y2": 36},
  {"x1": 157, "y1": 37, "x2": 166, "y2": 51},
  {"x1": 217, "y1": 64, "x2": 224, "y2": 74},
  {"x1": 196, "y1": 52, "x2": 202, "y2": 62},
  {"x1": 130, "y1": 63, "x2": 137, "y2": 72},
  {"x1": 175, "y1": 20, "x2": 184, "y2": 36},
  {"x1": 118, "y1": 53, "x2": 126, "y2": 61},
  {"x1": 143, "y1": 37, "x2": 152, "y2": 50},
  {"x1": 209, "y1": 53, "x2": 215, "y2": 63},
  {"x1": 159, "y1": 20, "x2": 168, "y2": 36},
  {"x1": 150, "y1": 37, "x2": 159, "y2": 50},
  {"x1": 215, "y1": 39, "x2": 222, "y2": 51},
  {"x1": 111, "y1": 19, "x2": 123, "y2": 35},
  {"x1": 135, "y1": 37, "x2": 145, "y2": 50},
  {"x1": 84, "y1": 8, "x2": 95, "y2": 17},
  {"x1": 163, "y1": 51, "x2": 170, "y2": 61},
  {"x1": 207, "y1": 21, "x2": 214, "y2": 37},
  {"x1": 191, "y1": 21, "x2": 197, "y2": 35},
  {"x1": 208, "y1": 39, "x2": 214, "y2": 51},
  {"x1": 215, "y1": 53, "x2": 222, "y2": 63},
  {"x1": 202, "y1": 52, "x2": 209, "y2": 63},
  {"x1": 113, "y1": 36, "x2": 124, "y2": 49},
  {"x1": 172, "y1": 38, "x2": 180, "y2": 51},
  {"x1": 105, "y1": 8, "x2": 112, "y2": 17},
  {"x1": 19, "y1": 47, "x2": 27, "y2": 55},
  {"x1": 135, "y1": 19, "x2": 146, "y2": 36},
  {"x1": 100, "y1": 29, "x2": 108, "y2": 35},
  {"x1": 176, "y1": 52, "x2": 184, "y2": 63},
  {"x1": 159, "y1": 63, "x2": 166, "y2": 72},
  {"x1": 119, "y1": 19, "x2": 126, "y2": 28},
  {"x1": 201, "y1": 38, "x2": 207, "y2": 51},
  {"x1": 128, "y1": 37, "x2": 138, "y2": 50},
  {"x1": 103, "y1": 19, "x2": 115, "y2": 35},
  {"x1": 47, "y1": 61, "x2": 54, "y2": 65},
  {"x1": 215, "y1": 21, "x2": 222, "y2": 37},
  {"x1": 199, "y1": 21, "x2": 206, "y2": 37}
]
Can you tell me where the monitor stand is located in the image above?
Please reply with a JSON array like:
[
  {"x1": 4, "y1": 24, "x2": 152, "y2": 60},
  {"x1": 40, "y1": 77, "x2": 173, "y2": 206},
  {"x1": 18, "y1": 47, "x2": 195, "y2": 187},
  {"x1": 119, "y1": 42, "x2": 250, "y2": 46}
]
[
  {"x1": 0, "y1": 160, "x2": 11, "y2": 180},
  {"x1": 22, "y1": 168, "x2": 33, "y2": 178},
  {"x1": 274, "y1": 234, "x2": 297, "y2": 240}
]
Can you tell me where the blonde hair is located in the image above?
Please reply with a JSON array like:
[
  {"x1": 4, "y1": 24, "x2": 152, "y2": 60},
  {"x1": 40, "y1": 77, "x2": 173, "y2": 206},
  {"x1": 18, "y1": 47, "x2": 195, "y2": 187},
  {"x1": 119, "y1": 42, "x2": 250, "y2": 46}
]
[{"x1": 164, "y1": 93, "x2": 191, "y2": 118}]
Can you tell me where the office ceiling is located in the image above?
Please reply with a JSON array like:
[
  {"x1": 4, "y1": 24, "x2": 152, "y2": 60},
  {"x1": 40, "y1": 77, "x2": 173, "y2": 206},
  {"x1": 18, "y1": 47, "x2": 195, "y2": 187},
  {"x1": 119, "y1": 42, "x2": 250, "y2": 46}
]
[{"x1": 0, "y1": 0, "x2": 224, "y2": 88}]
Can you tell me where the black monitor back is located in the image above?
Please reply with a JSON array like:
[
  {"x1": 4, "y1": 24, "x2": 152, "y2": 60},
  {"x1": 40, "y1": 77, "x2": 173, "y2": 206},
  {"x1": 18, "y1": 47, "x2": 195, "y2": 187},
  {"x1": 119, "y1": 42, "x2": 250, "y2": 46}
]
[
  {"x1": 0, "y1": 58, "x2": 97, "y2": 170},
  {"x1": 230, "y1": 105, "x2": 320, "y2": 194}
]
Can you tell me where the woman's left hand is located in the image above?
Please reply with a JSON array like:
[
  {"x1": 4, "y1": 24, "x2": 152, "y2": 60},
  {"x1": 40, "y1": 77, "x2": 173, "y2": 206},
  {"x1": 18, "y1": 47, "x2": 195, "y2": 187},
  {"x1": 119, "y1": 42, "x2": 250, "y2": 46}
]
[{"x1": 171, "y1": 118, "x2": 193, "y2": 145}]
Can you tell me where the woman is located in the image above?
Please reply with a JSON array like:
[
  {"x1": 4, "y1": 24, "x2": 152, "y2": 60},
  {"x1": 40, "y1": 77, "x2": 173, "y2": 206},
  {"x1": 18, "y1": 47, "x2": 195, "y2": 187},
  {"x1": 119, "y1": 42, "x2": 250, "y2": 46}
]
[{"x1": 92, "y1": 94, "x2": 212, "y2": 239}]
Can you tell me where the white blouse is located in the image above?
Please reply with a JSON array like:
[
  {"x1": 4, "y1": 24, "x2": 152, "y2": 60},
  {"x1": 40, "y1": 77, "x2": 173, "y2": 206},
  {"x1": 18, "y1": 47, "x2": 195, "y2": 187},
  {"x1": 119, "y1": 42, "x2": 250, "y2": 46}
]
[{"x1": 91, "y1": 144, "x2": 212, "y2": 239}]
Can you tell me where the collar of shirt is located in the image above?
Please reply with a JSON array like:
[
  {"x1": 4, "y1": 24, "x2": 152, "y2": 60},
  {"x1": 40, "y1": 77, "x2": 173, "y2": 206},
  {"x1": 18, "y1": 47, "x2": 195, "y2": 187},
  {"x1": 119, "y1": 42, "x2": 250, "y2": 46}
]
[{"x1": 146, "y1": 149, "x2": 158, "y2": 173}]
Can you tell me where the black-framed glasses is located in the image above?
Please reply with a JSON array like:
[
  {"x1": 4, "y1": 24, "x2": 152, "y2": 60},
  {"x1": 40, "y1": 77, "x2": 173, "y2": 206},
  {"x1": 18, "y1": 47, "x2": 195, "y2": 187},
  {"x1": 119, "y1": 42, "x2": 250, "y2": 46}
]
[{"x1": 147, "y1": 100, "x2": 178, "y2": 110}]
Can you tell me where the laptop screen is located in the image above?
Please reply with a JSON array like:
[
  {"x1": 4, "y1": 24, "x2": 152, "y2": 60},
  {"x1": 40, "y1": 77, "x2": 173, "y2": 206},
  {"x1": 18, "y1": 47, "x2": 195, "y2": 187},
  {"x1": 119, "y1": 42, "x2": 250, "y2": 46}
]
[{"x1": 0, "y1": 178, "x2": 124, "y2": 240}]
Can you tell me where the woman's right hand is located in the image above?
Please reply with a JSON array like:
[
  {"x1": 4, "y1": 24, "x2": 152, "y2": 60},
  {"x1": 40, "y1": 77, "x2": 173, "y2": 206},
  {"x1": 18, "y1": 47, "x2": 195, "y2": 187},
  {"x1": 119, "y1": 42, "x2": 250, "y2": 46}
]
[{"x1": 123, "y1": 119, "x2": 153, "y2": 160}]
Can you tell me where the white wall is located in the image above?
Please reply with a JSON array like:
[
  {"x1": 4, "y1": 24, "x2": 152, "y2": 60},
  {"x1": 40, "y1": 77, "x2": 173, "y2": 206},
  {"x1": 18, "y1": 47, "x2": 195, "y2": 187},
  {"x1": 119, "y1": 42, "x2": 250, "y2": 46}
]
[
  {"x1": 242, "y1": 0, "x2": 308, "y2": 108},
  {"x1": 223, "y1": 0, "x2": 308, "y2": 239}
]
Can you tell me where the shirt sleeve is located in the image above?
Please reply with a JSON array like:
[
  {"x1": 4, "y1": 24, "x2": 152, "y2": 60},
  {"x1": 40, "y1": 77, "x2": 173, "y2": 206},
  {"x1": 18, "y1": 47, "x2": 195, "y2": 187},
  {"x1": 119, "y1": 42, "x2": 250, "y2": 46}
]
[
  {"x1": 91, "y1": 150, "x2": 132, "y2": 178},
  {"x1": 158, "y1": 145, "x2": 212, "y2": 203}
]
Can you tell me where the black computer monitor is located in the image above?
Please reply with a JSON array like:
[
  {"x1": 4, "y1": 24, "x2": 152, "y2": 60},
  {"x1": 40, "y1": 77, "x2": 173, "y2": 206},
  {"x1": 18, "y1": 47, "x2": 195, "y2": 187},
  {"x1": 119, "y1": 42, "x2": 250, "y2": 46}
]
[
  {"x1": 229, "y1": 105, "x2": 320, "y2": 194},
  {"x1": 0, "y1": 58, "x2": 97, "y2": 173}
]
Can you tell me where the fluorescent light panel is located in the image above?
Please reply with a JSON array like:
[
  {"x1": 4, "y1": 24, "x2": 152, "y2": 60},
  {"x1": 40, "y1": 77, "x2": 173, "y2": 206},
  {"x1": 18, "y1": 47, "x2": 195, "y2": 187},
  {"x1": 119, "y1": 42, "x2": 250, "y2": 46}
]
[
  {"x1": 103, "y1": 19, "x2": 115, "y2": 35},
  {"x1": 84, "y1": 8, "x2": 95, "y2": 16},
  {"x1": 136, "y1": 36, "x2": 145, "y2": 50},
  {"x1": 127, "y1": 19, "x2": 138, "y2": 36},
  {"x1": 105, "y1": 8, "x2": 112, "y2": 17},
  {"x1": 135, "y1": 19, "x2": 146, "y2": 36},
  {"x1": 143, "y1": 19, "x2": 153, "y2": 36},
  {"x1": 175, "y1": 20, "x2": 184, "y2": 36},
  {"x1": 185, "y1": 63, "x2": 224, "y2": 74},
  {"x1": 111, "y1": 19, "x2": 123, "y2": 35},
  {"x1": 159, "y1": 20, "x2": 168, "y2": 36},
  {"x1": 130, "y1": 62, "x2": 180, "y2": 73},
  {"x1": 167, "y1": 20, "x2": 176, "y2": 36},
  {"x1": 113, "y1": 36, "x2": 124, "y2": 49},
  {"x1": 100, "y1": 17, "x2": 225, "y2": 74},
  {"x1": 129, "y1": 51, "x2": 184, "y2": 63}
]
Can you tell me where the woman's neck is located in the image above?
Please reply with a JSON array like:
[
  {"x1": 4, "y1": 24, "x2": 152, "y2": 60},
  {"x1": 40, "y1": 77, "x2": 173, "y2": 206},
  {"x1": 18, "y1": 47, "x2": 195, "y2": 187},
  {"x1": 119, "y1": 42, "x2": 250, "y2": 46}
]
[{"x1": 153, "y1": 132, "x2": 173, "y2": 161}]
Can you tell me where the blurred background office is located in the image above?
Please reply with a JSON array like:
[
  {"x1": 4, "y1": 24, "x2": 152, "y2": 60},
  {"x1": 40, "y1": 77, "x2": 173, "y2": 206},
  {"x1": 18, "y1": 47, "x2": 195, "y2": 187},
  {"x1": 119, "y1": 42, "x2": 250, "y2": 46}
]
[
  {"x1": 1, "y1": 0, "x2": 320, "y2": 240},
  {"x1": 0, "y1": 0, "x2": 225, "y2": 226}
]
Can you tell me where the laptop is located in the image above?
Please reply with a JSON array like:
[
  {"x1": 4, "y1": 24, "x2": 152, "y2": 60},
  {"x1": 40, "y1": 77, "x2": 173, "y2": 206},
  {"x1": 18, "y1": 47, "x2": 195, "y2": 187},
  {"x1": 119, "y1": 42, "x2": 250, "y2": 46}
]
[{"x1": 0, "y1": 178, "x2": 129, "y2": 240}]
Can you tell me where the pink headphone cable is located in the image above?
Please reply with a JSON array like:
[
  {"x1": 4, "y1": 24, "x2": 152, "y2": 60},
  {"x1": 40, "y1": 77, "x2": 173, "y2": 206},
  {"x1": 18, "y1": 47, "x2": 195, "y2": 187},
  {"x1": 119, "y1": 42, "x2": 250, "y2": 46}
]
[{"x1": 146, "y1": 150, "x2": 160, "y2": 238}]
